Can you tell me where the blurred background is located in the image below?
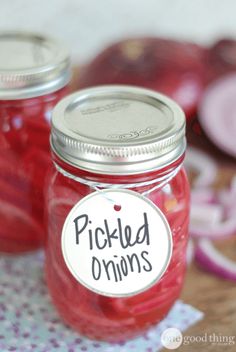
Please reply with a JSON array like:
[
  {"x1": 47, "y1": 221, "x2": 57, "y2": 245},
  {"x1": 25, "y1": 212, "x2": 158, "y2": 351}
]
[
  {"x1": 1, "y1": 1, "x2": 236, "y2": 351},
  {"x1": 1, "y1": 0, "x2": 236, "y2": 63}
]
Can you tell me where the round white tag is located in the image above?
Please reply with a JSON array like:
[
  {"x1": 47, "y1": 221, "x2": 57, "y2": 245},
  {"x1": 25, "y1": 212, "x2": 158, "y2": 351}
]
[{"x1": 61, "y1": 189, "x2": 172, "y2": 297}]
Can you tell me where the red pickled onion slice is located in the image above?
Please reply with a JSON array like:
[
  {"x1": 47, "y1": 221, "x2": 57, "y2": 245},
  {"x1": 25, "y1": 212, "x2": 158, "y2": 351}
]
[
  {"x1": 190, "y1": 203, "x2": 223, "y2": 228},
  {"x1": 0, "y1": 200, "x2": 43, "y2": 243},
  {"x1": 195, "y1": 238, "x2": 236, "y2": 281},
  {"x1": 0, "y1": 178, "x2": 28, "y2": 210},
  {"x1": 1, "y1": 116, "x2": 28, "y2": 152},
  {"x1": 198, "y1": 73, "x2": 236, "y2": 158},
  {"x1": 217, "y1": 190, "x2": 236, "y2": 216},
  {"x1": 190, "y1": 211, "x2": 236, "y2": 239},
  {"x1": 184, "y1": 147, "x2": 217, "y2": 187},
  {"x1": 24, "y1": 116, "x2": 50, "y2": 152},
  {"x1": 190, "y1": 174, "x2": 236, "y2": 239},
  {"x1": 0, "y1": 153, "x2": 28, "y2": 190},
  {"x1": 191, "y1": 188, "x2": 216, "y2": 204},
  {"x1": 23, "y1": 148, "x2": 51, "y2": 191},
  {"x1": 48, "y1": 186, "x2": 82, "y2": 208}
]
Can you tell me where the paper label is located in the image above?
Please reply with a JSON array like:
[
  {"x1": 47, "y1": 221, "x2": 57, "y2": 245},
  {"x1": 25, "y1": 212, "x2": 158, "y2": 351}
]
[{"x1": 61, "y1": 189, "x2": 172, "y2": 297}]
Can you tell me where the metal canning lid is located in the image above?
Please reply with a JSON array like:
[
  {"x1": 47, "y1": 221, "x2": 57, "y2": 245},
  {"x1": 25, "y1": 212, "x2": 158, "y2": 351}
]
[
  {"x1": 51, "y1": 85, "x2": 186, "y2": 175},
  {"x1": 0, "y1": 31, "x2": 71, "y2": 99}
]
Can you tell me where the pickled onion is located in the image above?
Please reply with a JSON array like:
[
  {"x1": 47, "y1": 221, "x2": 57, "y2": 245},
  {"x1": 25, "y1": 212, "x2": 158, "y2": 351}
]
[
  {"x1": 185, "y1": 144, "x2": 236, "y2": 279},
  {"x1": 184, "y1": 147, "x2": 217, "y2": 187},
  {"x1": 189, "y1": 173, "x2": 236, "y2": 280},
  {"x1": 190, "y1": 213, "x2": 236, "y2": 240},
  {"x1": 195, "y1": 239, "x2": 236, "y2": 281},
  {"x1": 190, "y1": 203, "x2": 223, "y2": 227},
  {"x1": 198, "y1": 73, "x2": 236, "y2": 157},
  {"x1": 191, "y1": 188, "x2": 215, "y2": 204},
  {"x1": 190, "y1": 175, "x2": 236, "y2": 239}
]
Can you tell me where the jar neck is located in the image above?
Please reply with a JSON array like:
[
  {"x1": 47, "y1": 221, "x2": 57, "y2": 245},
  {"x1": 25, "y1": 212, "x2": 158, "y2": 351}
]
[{"x1": 52, "y1": 151, "x2": 185, "y2": 186}]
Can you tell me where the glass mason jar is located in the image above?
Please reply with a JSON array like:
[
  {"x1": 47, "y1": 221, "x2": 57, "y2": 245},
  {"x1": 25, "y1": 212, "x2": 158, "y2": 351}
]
[
  {"x1": 46, "y1": 86, "x2": 190, "y2": 341},
  {"x1": 0, "y1": 31, "x2": 71, "y2": 253}
]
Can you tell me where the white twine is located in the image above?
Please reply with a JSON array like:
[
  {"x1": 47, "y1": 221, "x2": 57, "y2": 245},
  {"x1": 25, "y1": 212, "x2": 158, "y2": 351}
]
[{"x1": 54, "y1": 162, "x2": 182, "y2": 204}]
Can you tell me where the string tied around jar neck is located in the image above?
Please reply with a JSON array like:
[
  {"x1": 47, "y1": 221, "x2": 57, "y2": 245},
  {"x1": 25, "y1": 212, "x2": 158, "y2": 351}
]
[{"x1": 54, "y1": 162, "x2": 182, "y2": 204}]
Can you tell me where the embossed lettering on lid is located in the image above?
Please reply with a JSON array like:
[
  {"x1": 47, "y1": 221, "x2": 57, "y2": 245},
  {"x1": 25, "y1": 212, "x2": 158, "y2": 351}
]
[{"x1": 51, "y1": 85, "x2": 186, "y2": 174}]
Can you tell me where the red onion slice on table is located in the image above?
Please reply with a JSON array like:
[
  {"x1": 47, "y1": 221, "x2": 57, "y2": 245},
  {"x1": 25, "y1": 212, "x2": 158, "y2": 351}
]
[
  {"x1": 190, "y1": 212, "x2": 236, "y2": 239},
  {"x1": 195, "y1": 238, "x2": 236, "y2": 281},
  {"x1": 198, "y1": 73, "x2": 236, "y2": 158},
  {"x1": 190, "y1": 202, "x2": 223, "y2": 227},
  {"x1": 185, "y1": 147, "x2": 217, "y2": 187},
  {"x1": 190, "y1": 174, "x2": 236, "y2": 239},
  {"x1": 191, "y1": 188, "x2": 216, "y2": 204}
]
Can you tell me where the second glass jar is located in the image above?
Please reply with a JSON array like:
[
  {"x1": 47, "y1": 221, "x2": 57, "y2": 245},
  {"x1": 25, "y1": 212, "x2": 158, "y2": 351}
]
[{"x1": 0, "y1": 31, "x2": 71, "y2": 253}]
